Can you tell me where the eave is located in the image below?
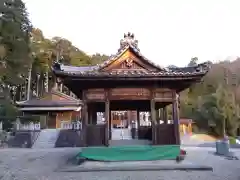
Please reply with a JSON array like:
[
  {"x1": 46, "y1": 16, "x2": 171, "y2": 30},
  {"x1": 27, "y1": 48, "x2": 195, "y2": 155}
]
[
  {"x1": 19, "y1": 106, "x2": 82, "y2": 111},
  {"x1": 52, "y1": 60, "x2": 210, "y2": 81},
  {"x1": 53, "y1": 70, "x2": 208, "y2": 81},
  {"x1": 15, "y1": 99, "x2": 83, "y2": 107}
]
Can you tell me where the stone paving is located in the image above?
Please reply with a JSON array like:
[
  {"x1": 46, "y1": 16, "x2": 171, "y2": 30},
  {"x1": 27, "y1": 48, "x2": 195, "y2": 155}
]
[{"x1": 0, "y1": 147, "x2": 239, "y2": 180}]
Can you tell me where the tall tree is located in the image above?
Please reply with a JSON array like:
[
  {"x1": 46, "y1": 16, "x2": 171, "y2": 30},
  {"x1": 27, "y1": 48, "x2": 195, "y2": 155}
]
[
  {"x1": 0, "y1": 0, "x2": 32, "y2": 99},
  {"x1": 0, "y1": 0, "x2": 32, "y2": 128},
  {"x1": 193, "y1": 85, "x2": 240, "y2": 137}
]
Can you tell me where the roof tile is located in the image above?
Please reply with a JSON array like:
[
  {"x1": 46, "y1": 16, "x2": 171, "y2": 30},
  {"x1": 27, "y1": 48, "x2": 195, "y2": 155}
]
[{"x1": 52, "y1": 33, "x2": 210, "y2": 79}]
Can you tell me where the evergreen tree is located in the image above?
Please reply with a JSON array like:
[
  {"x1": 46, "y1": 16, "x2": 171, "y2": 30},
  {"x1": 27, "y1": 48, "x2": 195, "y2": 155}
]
[
  {"x1": 0, "y1": 0, "x2": 32, "y2": 128},
  {"x1": 194, "y1": 85, "x2": 240, "y2": 137},
  {"x1": 0, "y1": 0, "x2": 32, "y2": 96}
]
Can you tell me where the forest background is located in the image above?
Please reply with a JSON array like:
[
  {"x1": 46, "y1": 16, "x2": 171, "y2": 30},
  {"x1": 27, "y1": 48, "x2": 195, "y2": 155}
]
[{"x1": 1, "y1": 0, "x2": 240, "y2": 137}]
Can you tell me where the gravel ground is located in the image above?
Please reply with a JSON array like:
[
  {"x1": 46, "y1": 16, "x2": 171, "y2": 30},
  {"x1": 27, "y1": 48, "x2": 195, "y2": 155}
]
[{"x1": 0, "y1": 147, "x2": 239, "y2": 180}]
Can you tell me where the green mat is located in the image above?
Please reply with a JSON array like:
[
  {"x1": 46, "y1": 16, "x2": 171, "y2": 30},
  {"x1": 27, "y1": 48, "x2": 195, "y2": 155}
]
[{"x1": 78, "y1": 145, "x2": 180, "y2": 161}]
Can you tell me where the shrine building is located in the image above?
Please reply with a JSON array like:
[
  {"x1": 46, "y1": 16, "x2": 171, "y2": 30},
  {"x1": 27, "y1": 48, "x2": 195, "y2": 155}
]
[{"x1": 50, "y1": 32, "x2": 210, "y2": 161}]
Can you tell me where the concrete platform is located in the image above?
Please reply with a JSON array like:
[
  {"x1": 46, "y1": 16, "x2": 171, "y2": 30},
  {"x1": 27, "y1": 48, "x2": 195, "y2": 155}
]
[{"x1": 58, "y1": 160, "x2": 213, "y2": 172}]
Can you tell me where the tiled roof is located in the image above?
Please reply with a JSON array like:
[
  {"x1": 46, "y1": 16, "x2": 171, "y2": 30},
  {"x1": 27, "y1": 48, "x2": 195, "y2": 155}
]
[
  {"x1": 52, "y1": 33, "x2": 210, "y2": 79},
  {"x1": 57, "y1": 65, "x2": 98, "y2": 72},
  {"x1": 16, "y1": 100, "x2": 82, "y2": 107},
  {"x1": 16, "y1": 91, "x2": 82, "y2": 107},
  {"x1": 53, "y1": 61, "x2": 210, "y2": 78}
]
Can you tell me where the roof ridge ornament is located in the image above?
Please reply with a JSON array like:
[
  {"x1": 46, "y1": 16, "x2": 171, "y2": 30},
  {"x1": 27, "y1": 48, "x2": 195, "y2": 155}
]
[{"x1": 119, "y1": 32, "x2": 139, "y2": 51}]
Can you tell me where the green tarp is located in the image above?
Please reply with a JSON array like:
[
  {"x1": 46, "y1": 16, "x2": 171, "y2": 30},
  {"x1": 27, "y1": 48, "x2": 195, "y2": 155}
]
[{"x1": 78, "y1": 145, "x2": 180, "y2": 161}]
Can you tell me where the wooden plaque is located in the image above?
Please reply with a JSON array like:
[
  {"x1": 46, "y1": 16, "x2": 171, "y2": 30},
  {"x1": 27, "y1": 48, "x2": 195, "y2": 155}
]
[
  {"x1": 85, "y1": 89, "x2": 105, "y2": 100},
  {"x1": 110, "y1": 88, "x2": 151, "y2": 100},
  {"x1": 154, "y1": 88, "x2": 174, "y2": 101}
]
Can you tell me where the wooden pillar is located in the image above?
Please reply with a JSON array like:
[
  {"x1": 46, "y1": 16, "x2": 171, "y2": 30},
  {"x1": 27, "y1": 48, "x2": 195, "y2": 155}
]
[
  {"x1": 176, "y1": 96, "x2": 181, "y2": 144},
  {"x1": 151, "y1": 99, "x2": 156, "y2": 145},
  {"x1": 84, "y1": 104, "x2": 88, "y2": 126},
  {"x1": 81, "y1": 90, "x2": 88, "y2": 147},
  {"x1": 92, "y1": 108, "x2": 97, "y2": 125},
  {"x1": 172, "y1": 96, "x2": 180, "y2": 145},
  {"x1": 163, "y1": 107, "x2": 167, "y2": 124},
  {"x1": 127, "y1": 111, "x2": 131, "y2": 127},
  {"x1": 137, "y1": 109, "x2": 140, "y2": 128},
  {"x1": 156, "y1": 109, "x2": 159, "y2": 124},
  {"x1": 81, "y1": 102, "x2": 88, "y2": 146},
  {"x1": 89, "y1": 108, "x2": 92, "y2": 125},
  {"x1": 105, "y1": 90, "x2": 110, "y2": 146},
  {"x1": 136, "y1": 109, "x2": 140, "y2": 138},
  {"x1": 159, "y1": 108, "x2": 164, "y2": 124}
]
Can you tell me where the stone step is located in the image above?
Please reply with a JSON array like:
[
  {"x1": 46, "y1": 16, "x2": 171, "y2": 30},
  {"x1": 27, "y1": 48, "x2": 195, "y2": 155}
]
[{"x1": 32, "y1": 129, "x2": 59, "y2": 149}]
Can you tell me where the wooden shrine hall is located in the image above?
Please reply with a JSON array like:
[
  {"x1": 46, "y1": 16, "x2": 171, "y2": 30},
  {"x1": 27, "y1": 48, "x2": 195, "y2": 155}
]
[{"x1": 52, "y1": 32, "x2": 210, "y2": 150}]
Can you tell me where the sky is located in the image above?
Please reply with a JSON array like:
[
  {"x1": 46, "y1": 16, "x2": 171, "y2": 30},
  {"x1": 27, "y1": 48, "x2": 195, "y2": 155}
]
[{"x1": 23, "y1": 0, "x2": 240, "y2": 67}]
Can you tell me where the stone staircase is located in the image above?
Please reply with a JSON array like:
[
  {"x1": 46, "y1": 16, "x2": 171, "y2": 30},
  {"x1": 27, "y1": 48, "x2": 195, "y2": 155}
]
[{"x1": 32, "y1": 129, "x2": 60, "y2": 148}]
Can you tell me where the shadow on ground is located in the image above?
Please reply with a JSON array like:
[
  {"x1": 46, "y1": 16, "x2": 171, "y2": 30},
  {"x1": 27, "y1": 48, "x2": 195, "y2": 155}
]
[
  {"x1": 182, "y1": 142, "x2": 240, "y2": 149},
  {"x1": 181, "y1": 135, "x2": 240, "y2": 149}
]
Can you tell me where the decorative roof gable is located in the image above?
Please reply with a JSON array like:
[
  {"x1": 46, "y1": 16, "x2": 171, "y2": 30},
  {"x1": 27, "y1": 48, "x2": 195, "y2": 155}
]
[{"x1": 97, "y1": 32, "x2": 167, "y2": 72}]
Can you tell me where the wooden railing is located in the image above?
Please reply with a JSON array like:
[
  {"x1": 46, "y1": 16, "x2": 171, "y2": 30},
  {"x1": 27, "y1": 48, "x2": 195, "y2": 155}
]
[
  {"x1": 16, "y1": 122, "x2": 41, "y2": 131},
  {"x1": 13, "y1": 121, "x2": 82, "y2": 131}
]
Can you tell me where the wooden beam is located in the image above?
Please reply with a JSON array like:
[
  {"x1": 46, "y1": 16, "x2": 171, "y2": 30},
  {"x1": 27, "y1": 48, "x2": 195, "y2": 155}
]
[{"x1": 154, "y1": 98, "x2": 173, "y2": 102}]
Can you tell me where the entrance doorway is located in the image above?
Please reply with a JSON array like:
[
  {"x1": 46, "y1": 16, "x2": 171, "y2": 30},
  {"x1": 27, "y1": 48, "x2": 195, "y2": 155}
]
[{"x1": 111, "y1": 111, "x2": 132, "y2": 140}]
